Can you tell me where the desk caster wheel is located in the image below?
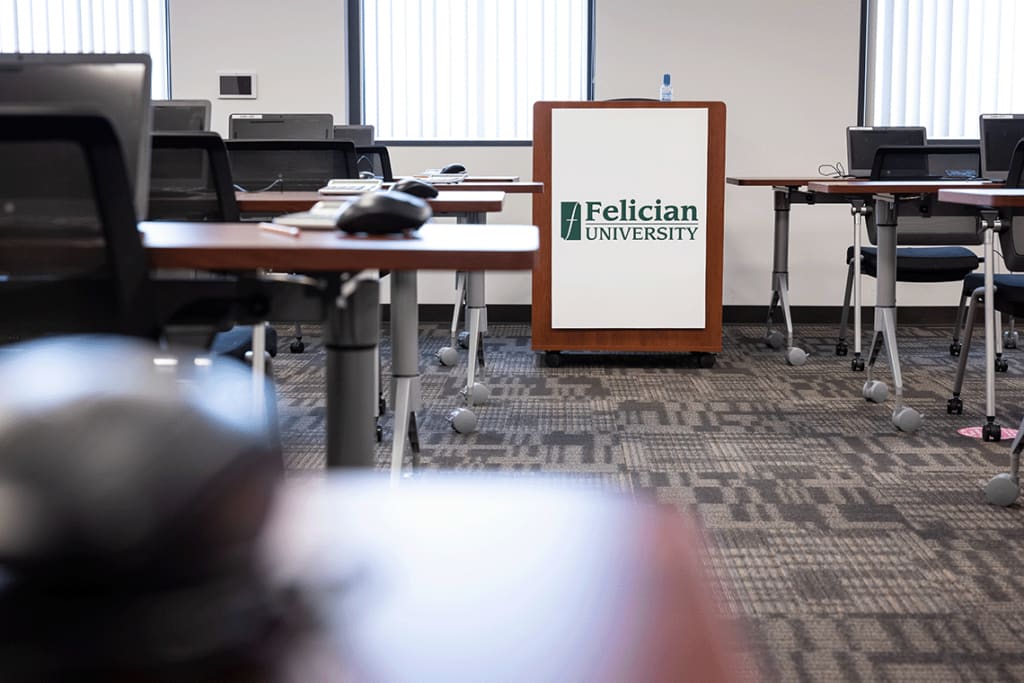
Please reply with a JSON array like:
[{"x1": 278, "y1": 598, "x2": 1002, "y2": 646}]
[
  {"x1": 996, "y1": 357, "x2": 1009, "y2": 373},
  {"x1": 863, "y1": 380, "x2": 888, "y2": 403},
  {"x1": 1004, "y1": 331, "x2": 1019, "y2": 349},
  {"x1": 983, "y1": 421, "x2": 1002, "y2": 442},
  {"x1": 461, "y1": 382, "x2": 490, "y2": 405},
  {"x1": 457, "y1": 330, "x2": 471, "y2": 349},
  {"x1": 697, "y1": 353, "x2": 716, "y2": 369},
  {"x1": 436, "y1": 346, "x2": 459, "y2": 366},
  {"x1": 543, "y1": 351, "x2": 563, "y2": 367},
  {"x1": 892, "y1": 406, "x2": 922, "y2": 433},
  {"x1": 765, "y1": 330, "x2": 785, "y2": 350},
  {"x1": 785, "y1": 347, "x2": 808, "y2": 366},
  {"x1": 851, "y1": 356, "x2": 865, "y2": 372},
  {"x1": 290, "y1": 340, "x2": 305, "y2": 353},
  {"x1": 985, "y1": 472, "x2": 1019, "y2": 506},
  {"x1": 835, "y1": 341, "x2": 848, "y2": 356},
  {"x1": 947, "y1": 396, "x2": 963, "y2": 415},
  {"x1": 950, "y1": 341, "x2": 962, "y2": 357},
  {"x1": 448, "y1": 407, "x2": 478, "y2": 434}
]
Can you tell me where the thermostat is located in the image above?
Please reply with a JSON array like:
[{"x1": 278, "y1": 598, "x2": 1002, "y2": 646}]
[{"x1": 218, "y1": 73, "x2": 256, "y2": 99}]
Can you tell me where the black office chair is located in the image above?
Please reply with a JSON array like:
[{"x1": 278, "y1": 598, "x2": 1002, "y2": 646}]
[
  {"x1": 225, "y1": 139, "x2": 358, "y2": 192},
  {"x1": 836, "y1": 145, "x2": 984, "y2": 370},
  {"x1": 356, "y1": 145, "x2": 394, "y2": 182}
]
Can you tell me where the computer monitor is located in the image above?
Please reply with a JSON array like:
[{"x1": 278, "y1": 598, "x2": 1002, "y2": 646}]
[
  {"x1": 870, "y1": 145, "x2": 980, "y2": 181},
  {"x1": 847, "y1": 126, "x2": 927, "y2": 178},
  {"x1": 0, "y1": 53, "x2": 152, "y2": 219},
  {"x1": 228, "y1": 113, "x2": 333, "y2": 139},
  {"x1": 225, "y1": 139, "x2": 358, "y2": 191},
  {"x1": 980, "y1": 114, "x2": 1024, "y2": 181},
  {"x1": 153, "y1": 99, "x2": 211, "y2": 132},
  {"x1": 333, "y1": 124, "x2": 375, "y2": 146}
]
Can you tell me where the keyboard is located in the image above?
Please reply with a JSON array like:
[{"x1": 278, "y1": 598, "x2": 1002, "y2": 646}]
[{"x1": 318, "y1": 178, "x2": 383, "y2": 195}]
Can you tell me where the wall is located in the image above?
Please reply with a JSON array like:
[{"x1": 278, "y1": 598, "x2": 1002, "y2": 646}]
[{"x1": 169, "y1": 0, "x2": 964, "y2": 308}]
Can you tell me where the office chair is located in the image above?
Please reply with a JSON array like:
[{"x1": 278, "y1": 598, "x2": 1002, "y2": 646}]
[
  {"x1": 356, "y1": 145, "x2": 394, "y2": 182},
  {"x1": 836, "y1": 145, "x2": 984, "y2": 371}
]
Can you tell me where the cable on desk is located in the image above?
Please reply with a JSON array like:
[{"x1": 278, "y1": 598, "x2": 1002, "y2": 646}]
[
  {"x1": 818, "y1": 162, "x2": 849, "y2": 178},
  {"x1": 234, "y1": 178, "x2": 284, "y2": 193}
]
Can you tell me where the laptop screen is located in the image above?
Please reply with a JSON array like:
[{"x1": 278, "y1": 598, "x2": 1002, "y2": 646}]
[
  {"x1": 847, "y1": 127, "x2": 927, "y2": 178},
  {"x1": 980, "y1": 114, "x2": 1024, "y2": 181}
]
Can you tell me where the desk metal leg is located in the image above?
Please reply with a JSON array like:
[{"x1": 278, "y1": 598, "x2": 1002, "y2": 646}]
[
  {"x1": 860, "y1": 198, "x2": 922, "y2": 433},
  {"x1": 764, "y1": 188, "x2": 807, "y2": 366},
  {"x1": 324, "y1": 272, "x2": 380, "y2": 468},
  {"x1": 448, "y1": 269, "x2": 489, "y2": 434},
  {"x1": 389, "y1": 270, "x2": 422, "y2": 482},
  {"x1": 436, "y1": 271, "x2": 466, "y2": 366}
]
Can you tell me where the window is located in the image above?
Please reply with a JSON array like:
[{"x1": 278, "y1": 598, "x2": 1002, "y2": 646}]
[
  {"x1": 864, "y1": 0, "x2": 1024, "y2": 138},
  {"x1": 0, "y1": 0, "x2": 170, "y2": 98},
  {"x1": 356, "y1": 0, "x2": 592, "y2": 142}
]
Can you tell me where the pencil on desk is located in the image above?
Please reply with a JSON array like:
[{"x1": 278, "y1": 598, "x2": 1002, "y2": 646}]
[{"x1": 259, "y1": 222, "x2": 301, "y2": 238}]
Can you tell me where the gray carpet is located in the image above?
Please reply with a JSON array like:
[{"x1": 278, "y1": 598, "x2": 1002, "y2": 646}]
[{"x1": 272, "y1": 322, "x2": 1024, "y2": 682}]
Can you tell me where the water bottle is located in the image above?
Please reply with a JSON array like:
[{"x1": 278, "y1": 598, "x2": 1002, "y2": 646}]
[{"x1": 659, "y1": 73, "x2": 672, "y2": 102}]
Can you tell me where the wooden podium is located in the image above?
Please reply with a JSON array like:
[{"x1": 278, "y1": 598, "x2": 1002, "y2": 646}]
[{"x1": 532, "y1": 101, "x2": 725, "y2": 358}]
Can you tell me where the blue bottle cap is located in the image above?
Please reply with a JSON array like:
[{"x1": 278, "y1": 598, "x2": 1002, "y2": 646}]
[{"x1": 662, "y1": 73, "x2": 671, "y2": 86}]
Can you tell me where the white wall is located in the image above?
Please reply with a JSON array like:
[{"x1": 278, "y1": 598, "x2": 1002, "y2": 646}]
[{"x1": 169, "y1": 0, "x2": 964, "y2": 308}]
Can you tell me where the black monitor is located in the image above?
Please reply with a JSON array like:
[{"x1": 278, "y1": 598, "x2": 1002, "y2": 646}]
[
  {"x1": 333, "y1": 124, "x2": 375, "y2": 146},
  {"x1": 847, "y1": 126, "x2": 927, "y2": 178},
  {"x1": 980, "y1": 114, "x2": 1024, "y2": 181},
  {"x1": 228, "y1": 113, "x2": 333, "y2": 139},
  {"x1": 153, "y1": 99, "x2": 211, "y2": 132},
  {"x1": 225, "y1": 139, "x2": 358, "y2": 191},
  {"x1": 870, "y1": 145, "x2": 980, "y2": 181},
  {"x1": 0, "y1": 53, "x2": 152, "y2": 219}
]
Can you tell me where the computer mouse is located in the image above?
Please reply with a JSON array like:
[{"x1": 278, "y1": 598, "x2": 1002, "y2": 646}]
[
  {"x1": 390, "y1": 177, "x2": 439, "y2": 199},
  {"x1": 336, "y1": 191, "x2": 432, "y2": 235},
  {"x1": 440, "y1": 163, "x2": 466, "y2": 174},
  {"x1": 359, "y1": 170, "x2": 378, "y2": 180}
]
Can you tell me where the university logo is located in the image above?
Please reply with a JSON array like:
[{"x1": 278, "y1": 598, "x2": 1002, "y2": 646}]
[
  {"x1": 559, "y1": 199, "x2": 701, "y2": 242},
  {"x1": 560, "y1": 201, "x2": 582, "y2": 240}
]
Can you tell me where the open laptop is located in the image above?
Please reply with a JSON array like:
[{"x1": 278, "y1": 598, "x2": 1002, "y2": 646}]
[
  {"x1": 846, "y1": 126, "x2": 927, "y2": 178},
  {"x1": 980, "y1": 114, "x2": 1024, "y2": 182}
]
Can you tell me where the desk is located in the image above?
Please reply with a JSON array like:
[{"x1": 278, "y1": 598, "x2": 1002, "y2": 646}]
[
  {"x1": 235, "y1": 190, "x2": 505, "y2": 215},
  {"x1": 403, "y1": 180, "x2": 544, "y2": 193},
  {"x1": 806, "y1": 180, "x2": 997, "y2": 433},
  {"x1": 142, "y1": 221, "x2": 539, "y2": 469}
]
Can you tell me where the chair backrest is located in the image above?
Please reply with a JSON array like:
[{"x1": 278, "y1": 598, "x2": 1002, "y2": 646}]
[
  {"x1": 225, "y1": 139, "x2": 358, "y2": 191},
  {"x1": 148, "y1": 132, "x2": 240, "y2": 222},
  {"x1": 0, "y1": 108, "x2": 157, "y2": 339},
  {"x1": 997, "y1": 139, "x2": 1024, "y2": 270},
  {"x1": 866, "y1": 144, "x2": 984, "y2": 245},
  {"x1": 229, "y1": 113, "x2": 333, "y2": 139},
  {"x1": 333, "y1": 124, "x2": 375, "y2": 146},
  {"x1": 355, "y1": 145, "x2": 394, "y2": 181}
]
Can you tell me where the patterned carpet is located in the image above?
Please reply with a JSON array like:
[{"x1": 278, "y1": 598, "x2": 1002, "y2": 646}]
[{"x1": 272, "y1": 321, "x2": 1024, "y2": 682}]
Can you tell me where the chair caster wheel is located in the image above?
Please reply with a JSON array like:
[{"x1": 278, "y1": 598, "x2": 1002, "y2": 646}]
[
  {"x1": 289, "y1": 340, "x2": 305, "y2": 353},
  {"x1": 996, "y1": 358, "x2": 1009, "y2": 373},
  {"x1": 863, "y1": 380, "x2": 888, "y2": 403},
  {"x1": 983, "y1": 422, "x2": 1003, "y2": 442},
  {"x1": 947, "y1": 397, "x2": 963, "y2": 415},
  {"x1": 851, "y1": 357, "x2": 865, "y2": 372},
  {"x1": 461, "y1": 382, "x2": 490, "y2": 405},
  {"x1": 457, "y1": 330, "x2": 471, "y2": 349},
  {"x1": 376, "y1": 424, "x2": 383, "y2": 443},
  {"x1": 697, "y1": 353, "x2": 716, "y2": 369},
  {"x1": 543, "y1": 351, "x2": 563, "y2": 367},
  {"x1": 1003, "y1": 331, "x2": 1019, "y2": 349},
  {"x1": 985, "y1": 472, "x2": 1019, "y2": 506},
  {"x1": 436, "y1": 346, "x2": 459, "y2": 366},
  {"x1": 765, "y1": 330, "x2": 785, "y2": 350},
  {"x1": 785, "y1": 347, "x2": 808, "y2": 366},
  {"x1": 448, "y1": 407, "x2": 478, "y2": 434},
  {"x1": 892, "y1": 406, "x2": 922, "y2": 433},
  {"x1": 835, "y1": 341, "x2": 848, "y2": 356},
  {"x1": 949, "y1": 341, "x2": 962, "y2": 357}
]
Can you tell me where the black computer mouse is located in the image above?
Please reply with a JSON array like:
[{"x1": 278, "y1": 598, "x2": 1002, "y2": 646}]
[
  {"x1": 390, "y1": 177, "x2": 439, "y2": 199},
  {"x1": 440, "y1": 163, "x2": 466, "y2": 174},
  {"x1": 336, "y1": 191, "x2": 432, "y2": 235}
]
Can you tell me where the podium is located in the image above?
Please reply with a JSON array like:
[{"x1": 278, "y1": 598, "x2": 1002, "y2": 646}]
[{"x1": 531, "y1": 101, "x2": 725, "y2": 360}]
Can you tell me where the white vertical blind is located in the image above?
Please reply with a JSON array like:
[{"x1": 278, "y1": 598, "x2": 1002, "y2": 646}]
[
  {"x1": 868, "y1": 0, "x2": 1024, "y2": 137},
  {"x1": 0, "y1": 0, "x2": 169, "y2": 98},
  {"x1": 363, "y1": 0, "x2": 589, "y2": 141}
]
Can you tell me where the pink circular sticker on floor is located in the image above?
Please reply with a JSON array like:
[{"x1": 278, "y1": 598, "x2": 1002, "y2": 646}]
[{"x1": 958, "y1": 426, "x2": 1019, "y2": 440}]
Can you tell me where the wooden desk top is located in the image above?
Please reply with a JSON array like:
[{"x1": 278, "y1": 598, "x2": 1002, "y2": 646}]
[
  {"x1": 141, "y1": 221, "x2": 538, "y2": 272},
  {"x1": 807, "y1": 179, "x2": 1003, "y2": 194},
  {"x1": 236, "y1": 191, "x2": 505, "y2": 215},
  {"x1": 938, "y1": 188, "x2": 1024, "y2": 208},
  {"x1": 408, "y1": 181, "x2": 544, "y2": 193},
  {"x1": 259, "y1": 476, "x2": 742, "y2": 682},
  {"x1": 726, "y1": 177, "x2": 820, "y2": 187}
]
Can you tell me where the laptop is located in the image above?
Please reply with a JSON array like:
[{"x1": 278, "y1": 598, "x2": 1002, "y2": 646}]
[
  {"x1": 980, "y1": 114, "x2": 1024, "y2": 182},
  {"x1": 846, "y1": 126, "x2": 927, "y2": 178}
]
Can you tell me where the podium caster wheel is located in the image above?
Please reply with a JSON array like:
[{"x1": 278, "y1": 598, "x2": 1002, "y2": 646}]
[
  {"x1": 950, "y1": 341, "x2": 962, "y2": 357},
  {"x1": 697, "y1": 353, "x2": 716, "y2": 369},
  {"x1": 1004, "y1": 331, "x2": 1019, "y2": 349},
  {"x1": 765, "y1": 330, "x2": 785, "y2": 350},
  {"x1": 985, "y1": 472, "x2": 1019, "y2": 506},
  {"x1": 436, "y1": 346, "x2": 459, "y2": 366},
  {"x1": 448, "y1": 407, "x2": 478, "y2": 434},
  {"x1": 863, "y1": 380, "x2": 888, "y2": 404},
  {"x1": 289, "y1": 340, "x2": 305, "y2": 353},
  {"x1": 947, "y1": 397, "x2": 963, "y2": 415},
  {"x1": 892, "y1": 406, "x2": 922, "y2": 433},
  {"x1": 983, "y1": 422, "x2": 1003, "y2": 442},
  {"x1": 462, "y1": 382, "x2": 490, "y2": 405},
  {"x1": 851, "y1": 357, "x2": 865, "y2": 372},
  {"x1": 457, "y1": 330, "x2": 471, "y2": 349},
  {"x1": 544, "y1": 351, "x2": 563, "y2": 368},
  {"x1": 785, "y1": 347, "x2": 808, "y2": 366},
  {"x1": 835, "y1": 341, "x2": 848, "y2": 357},
  {"x1": 996, "y1": 358, "x2": 1009, "y2": 373}
]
